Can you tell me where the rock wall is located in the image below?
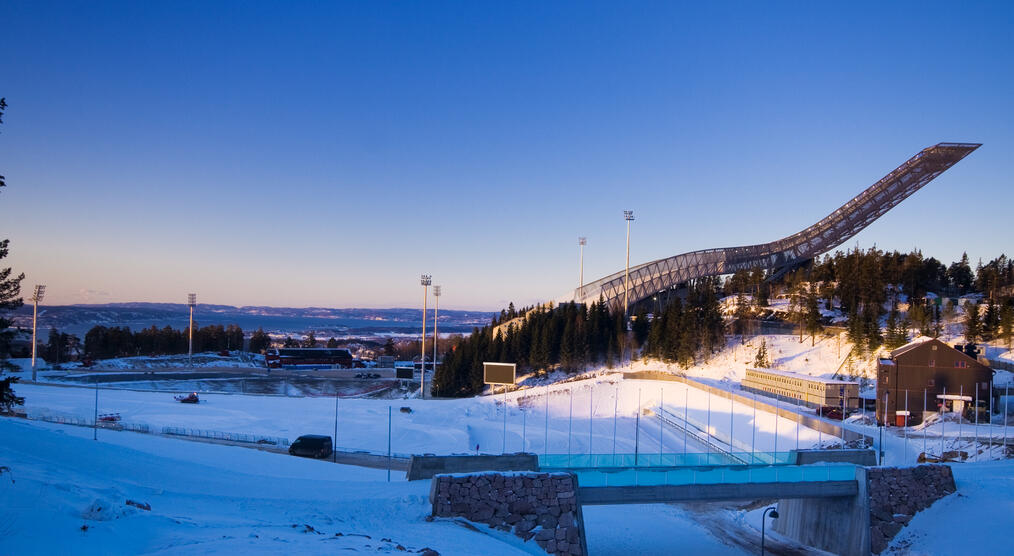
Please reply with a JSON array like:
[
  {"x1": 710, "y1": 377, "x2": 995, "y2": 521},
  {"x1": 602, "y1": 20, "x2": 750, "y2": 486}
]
[
  {"x1": 867, "y1": 465, "x2": 956, "y2": 554},
  {"x1": 430, "y1": 472, "x2": 587, "y2": 556}
]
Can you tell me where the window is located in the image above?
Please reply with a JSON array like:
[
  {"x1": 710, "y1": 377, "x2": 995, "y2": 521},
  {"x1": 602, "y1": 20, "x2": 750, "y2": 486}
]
[
  {"x1": 928, "y1": 360, "x2": 935, "y2": 367},
  {"x1": 927, "y1": 379, "x2": 935, "y2": 387},
  {"x1": 955, "y1": 361, "x2": 968, "y2": 369}
]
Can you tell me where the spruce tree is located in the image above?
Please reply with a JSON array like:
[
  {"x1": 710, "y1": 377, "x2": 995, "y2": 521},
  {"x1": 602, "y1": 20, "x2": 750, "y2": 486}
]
[
  {"x1": 247, "y1": 327, "x2": 271, "y2": 353},
  {"x1": 1, "y1": 97, "x2": 25, "y2": 412},
  {"x1": 964, "y1": 302, "x2": 981, "y2": 344},
  {"x1": 753, "y1": 339, "x2": 770, "y2": 368},
  {"x1": 804, "y1": 288, "x2": 823, "y2": 346},
  {"x1": 1000, "y1": 304, "x2": 1014, "y2": 349}
]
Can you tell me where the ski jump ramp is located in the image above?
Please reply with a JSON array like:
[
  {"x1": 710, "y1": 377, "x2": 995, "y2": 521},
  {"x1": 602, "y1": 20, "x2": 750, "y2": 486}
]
[{"x1": 566, "y1": 143, "x2": 980, "y2": 312}]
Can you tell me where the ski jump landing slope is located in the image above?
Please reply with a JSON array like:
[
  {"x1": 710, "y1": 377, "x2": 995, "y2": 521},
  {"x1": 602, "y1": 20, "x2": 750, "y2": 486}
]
[{"x1": 567, "y1": 143, "x2": 980, "y2": 311}]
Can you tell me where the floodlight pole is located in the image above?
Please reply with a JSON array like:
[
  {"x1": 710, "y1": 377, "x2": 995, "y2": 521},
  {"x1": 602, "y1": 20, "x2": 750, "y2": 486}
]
[
  {"x1": 420, "y1": 275, "x2": 431, "y2": 399},
  {"x1": 578, "y1": 237, "x2": 587, "y2": 294},
  {"x1": 30, "y1": 285, "x2": 46, "y2": 381},
  {"x1": 623, "y1": 212, "x2": 634, "y2": 316},
  {"x1": 432, "y1": 285, "x2": 441, "y2": 387},
  {"x1": 187, "y1": 293, "x2": 197, "y2": 368}
]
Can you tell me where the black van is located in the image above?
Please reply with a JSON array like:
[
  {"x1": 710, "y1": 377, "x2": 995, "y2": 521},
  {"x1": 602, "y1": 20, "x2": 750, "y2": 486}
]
[{"x1": 288, "y1": 435, "x2": 333, "y2": 459}]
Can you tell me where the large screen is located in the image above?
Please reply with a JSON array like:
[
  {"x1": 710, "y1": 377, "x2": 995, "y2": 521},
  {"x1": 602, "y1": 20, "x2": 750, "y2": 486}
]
[{"x1": 483, "y1": 362, "x2": 516, "y2": 385}]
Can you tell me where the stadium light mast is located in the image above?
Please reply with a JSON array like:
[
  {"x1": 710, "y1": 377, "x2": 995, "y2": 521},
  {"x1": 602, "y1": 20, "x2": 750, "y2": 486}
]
[
  {"x1": 187, "y1": 293, "x2": 197, "y2": 368},
  {"x1": 30, "y1": 284, "x2": 46, "y2": 381},
  {"x1": 432, "y1": 285, "x2": 441, "y2": 388},
  {"x1": 420, "y1": 275, "x2": 431, "y2": 399},
  {"x1": 578, "y1": 237, "x2": 587, "y2": 294},
  {"x1": 623, "y1": 211, "x2": 635, "y2": 315}
]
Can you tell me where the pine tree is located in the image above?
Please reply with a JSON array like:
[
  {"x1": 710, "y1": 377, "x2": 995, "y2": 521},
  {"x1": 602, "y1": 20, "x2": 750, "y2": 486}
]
[
  {"x1": 248, "y1": 328, "x2": 271, "y2": 353},
  {"x1": 948, "y1": 253, "x2": 974, "y2": 295},
  {"x1": 1, "y1": 97, "x2": 26, "y2": 413},
  {"x1": 1000, "y1": 304, "x2": 1014, "y2": 350},
  {"x1": 383, "y1": 338, "x2": 396, "y2": 356},
  {"x1": 964, "y1": 302, "x2": 981, "y2": 344},
  {"x1": 732, "y1": 290, "x2": 751, "y2": 341},
  {"x1": 804, "y1": 288, "x2": 823, "y2": 346},
  {"x1": 983, "y1": 302, "x2": 1000, "y2": 341},
  {"x1": 302, "y1": 332, "x2": 318, "y2": 348},
  {"x1": 753, "y1": 339, "x2": 770, "y2": 368}
]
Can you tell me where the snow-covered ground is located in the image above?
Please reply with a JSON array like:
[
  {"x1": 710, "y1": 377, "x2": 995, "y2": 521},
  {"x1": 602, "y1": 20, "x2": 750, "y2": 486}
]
[
  {"x1": 0, "y1": 417, "x2": 762, "y2": 555},
  {"x1": 4, "y1": 353, "x2": 263, "y2": 373},
  {"x1": 885, "y1": 460, "x2": 1014, "y2": 554},
  {"x1": 15, "y1": 377, "x2": 825, "y2": 458}
]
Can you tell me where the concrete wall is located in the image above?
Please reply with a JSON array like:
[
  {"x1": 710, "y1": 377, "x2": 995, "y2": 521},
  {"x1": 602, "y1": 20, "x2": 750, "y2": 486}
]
[
  {"x1": 430, "y1": 471, "x2": 588, "y2": 556},
  {"x1": 773, "y1": 466, "x2": 870, "y2": 556},
  {"x1": 774, "y1": 465, "x2": 957, "y2": 556},
  {"x1": 794, "y1": 449, "x2": 877, "y2": 466},
  {"x1": 407, "y1": 453, "x2": 539, "y2": 480}
]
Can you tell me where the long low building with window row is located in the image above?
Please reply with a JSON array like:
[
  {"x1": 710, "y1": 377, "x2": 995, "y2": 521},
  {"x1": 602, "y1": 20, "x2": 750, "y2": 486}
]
[{"x1": 742, "y1": 367, "x2": 860, "y2": 409}]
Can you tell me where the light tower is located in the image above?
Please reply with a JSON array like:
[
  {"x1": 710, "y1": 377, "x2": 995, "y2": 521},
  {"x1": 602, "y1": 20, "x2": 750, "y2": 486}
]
[
  {"x1": 187, "y1": 293, "x2": 197, "y2": 368},
  {"x1": 623, "y1": 210, "x2": 635, "y2": 315},
  {"x1": 30, "y1": 284, "x2": 45, "y2": 381},
  {"x1": 578, "y1": 237, "x2": 587, "y2": 295},
  {"x1": 432, "y1": 285, "x2": 441, "y2": 388},
  {"x1": 420, "y1": 275, "x2": 431, "y2": 399}
]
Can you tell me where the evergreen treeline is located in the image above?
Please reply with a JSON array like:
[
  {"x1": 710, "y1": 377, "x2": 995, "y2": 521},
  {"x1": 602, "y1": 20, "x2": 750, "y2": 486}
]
[
  {"x1": 432, "y1": 249, "x2": 1014, "y2": 398},
  {"x1": 642, "y1": 278, "x2": 726, "y2": 367},
  {"x1": 433, "y1": 279, "x2": 726, "y2": 397},
  {"x1": 433, "y1": 299, "x2": 624, "y2": 397},
  {"x1": 84, "y1": 323, "x2": 246, "y2": 359},
  {"x1": 758, "y1": 249, "x2": 1014, "y2": 352}
]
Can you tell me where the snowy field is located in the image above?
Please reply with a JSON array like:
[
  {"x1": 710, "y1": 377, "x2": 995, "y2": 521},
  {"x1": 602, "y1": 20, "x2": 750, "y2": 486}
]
[
  {"x1": 15, "y1": 377, "x2": 826, "y2": 458},
  {"x1": 0, "y1": 418, "x2": 763, "y2": 555}
]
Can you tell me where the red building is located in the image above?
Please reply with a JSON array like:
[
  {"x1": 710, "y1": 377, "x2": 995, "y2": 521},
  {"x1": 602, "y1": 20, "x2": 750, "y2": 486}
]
[{"x1": 876, "y1": 338, "x2": 992, "y2": 425}]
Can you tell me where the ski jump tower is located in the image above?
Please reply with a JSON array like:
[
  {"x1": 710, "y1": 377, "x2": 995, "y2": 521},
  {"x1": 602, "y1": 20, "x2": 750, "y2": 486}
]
[{"x1": 567, "y1": 143, "x2": 981, "y2": 312}]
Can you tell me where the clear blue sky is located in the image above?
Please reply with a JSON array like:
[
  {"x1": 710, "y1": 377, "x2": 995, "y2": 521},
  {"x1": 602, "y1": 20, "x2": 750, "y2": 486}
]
[{"x1": 2, "y1": 1, "x2": 1011, "y2": 310}]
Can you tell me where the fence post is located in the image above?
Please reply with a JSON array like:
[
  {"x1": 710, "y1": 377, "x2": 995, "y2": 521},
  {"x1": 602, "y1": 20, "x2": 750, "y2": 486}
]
[
  {"x1": 683, "y1": 387, "x2": 688, "y2": 462},
  {"x1": 567, "y1": 389, "x2": 573, "y2": 465},
  {"x1": 545, "y1": 390, "x2": 550, "y2": 459},
  {"x1": 93, "y1": 378, "x2": 99, "y2": 441},
  {"x1": 333, "y1": 386, "x2": 340, "y2": 463},
  {"x1": 387, "y1": 405, "x2": 392, "y2": 482},
  {"x1": 659, "y1": 388, "x2": 664, "y2": 464},
  {"x1": 635, "y1": 389, "x2": 641, "y2": 467},
  {"x1": 613, "y1": 386, "x2": 619, "y2": 466}
]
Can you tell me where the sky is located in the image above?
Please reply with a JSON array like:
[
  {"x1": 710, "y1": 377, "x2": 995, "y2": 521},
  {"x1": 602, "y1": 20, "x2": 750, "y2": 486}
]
[{"x1": 1, "y1": 1, "x2": 1012, "y2": 310}]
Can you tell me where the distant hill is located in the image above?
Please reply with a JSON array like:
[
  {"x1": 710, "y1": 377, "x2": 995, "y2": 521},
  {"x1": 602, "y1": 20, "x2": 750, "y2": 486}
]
[{"x1": 7, "y1": 303, "x2": 496, "y2": 338}]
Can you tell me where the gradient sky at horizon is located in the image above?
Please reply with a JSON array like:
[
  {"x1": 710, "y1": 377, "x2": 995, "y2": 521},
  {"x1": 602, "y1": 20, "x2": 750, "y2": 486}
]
[{"x1": 2, "y1": 1, "x2": 1012, "y2": 310}]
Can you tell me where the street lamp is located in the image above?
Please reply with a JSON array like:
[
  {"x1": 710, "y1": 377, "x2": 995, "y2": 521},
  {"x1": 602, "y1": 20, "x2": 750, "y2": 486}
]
[
  {"x1": 31, "y1": 284, "x2": 45, "y2": 381},
  {"x1": 432, "y1": 285, "x2": 441, "y2": 388},
  {"x1": 761, "y1": 506, "x2": 780, "y2": 555},
  {"x1": 623, "y1": 210, "x2": 634, "y2": 315},
  {"x1": 578, "y1": 237, "x2": 587, "y2": 296},
  {"x1": 420, "y1": 275, "x2": 431, "y2": 399},
  {"x1": 187, "y1": 293, "x2": 197, "y2": 368}
]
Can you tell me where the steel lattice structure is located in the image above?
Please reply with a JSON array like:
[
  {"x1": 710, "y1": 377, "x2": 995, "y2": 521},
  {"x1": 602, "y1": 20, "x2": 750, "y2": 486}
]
[{"x1": 568, "y1": 143, "x2": 980, "y2": 312}]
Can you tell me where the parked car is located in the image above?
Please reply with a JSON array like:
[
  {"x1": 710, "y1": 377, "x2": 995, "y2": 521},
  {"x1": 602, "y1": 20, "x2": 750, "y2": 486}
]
[
  {"x1": 289, "y1": 435, "x2": 333, "y2": 459},
  {"x1": 816, "y1": 406, "x2": 844, "y2": 420},
  {"x1": 174, "y1": 392, "x2": 200, "y2": 404}
]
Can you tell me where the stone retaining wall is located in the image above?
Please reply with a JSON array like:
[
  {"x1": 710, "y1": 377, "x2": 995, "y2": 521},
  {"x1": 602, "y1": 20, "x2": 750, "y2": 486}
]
[
  {"x1": 867, "y1": 465, "x2": 955, "y2": 553},
  {"x1": 430, "y1": 472, "x2": 587, "y2": 556}
]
